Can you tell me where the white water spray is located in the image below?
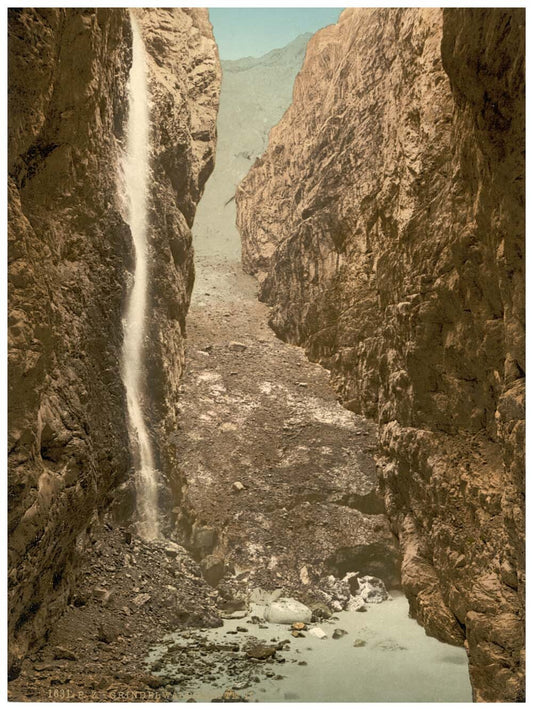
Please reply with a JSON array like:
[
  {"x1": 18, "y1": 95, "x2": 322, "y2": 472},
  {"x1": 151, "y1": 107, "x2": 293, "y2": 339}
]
[{"x1": 121, "y1": 13, "x2": 159, "y2": 540}]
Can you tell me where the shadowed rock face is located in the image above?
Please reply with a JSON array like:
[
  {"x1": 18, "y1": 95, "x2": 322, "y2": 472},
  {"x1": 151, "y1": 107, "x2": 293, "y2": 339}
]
[
  {"x1": 134, "y1": 8, "x2": 221, "y2": 526},
  {"x1": 8, "y1": 7, "x2": 220, "y2": 674},
  {"x1": 236, "y1": 8, "x2": 524, "y2": 702}
]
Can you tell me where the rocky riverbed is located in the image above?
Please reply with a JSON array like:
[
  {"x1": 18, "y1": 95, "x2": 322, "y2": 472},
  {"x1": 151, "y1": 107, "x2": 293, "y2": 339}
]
[
  {"x1": 9, "y1": 549, "x2": 471, "y2": 703},
  {"x1": 146, "y1": 593, "x2": 471, "y2": 703}
]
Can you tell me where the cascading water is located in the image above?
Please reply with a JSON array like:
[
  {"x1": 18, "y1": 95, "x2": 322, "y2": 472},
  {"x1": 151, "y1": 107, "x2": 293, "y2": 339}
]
[{"x1": 121, "y1": 12, "x2": 159, "y2": 540}]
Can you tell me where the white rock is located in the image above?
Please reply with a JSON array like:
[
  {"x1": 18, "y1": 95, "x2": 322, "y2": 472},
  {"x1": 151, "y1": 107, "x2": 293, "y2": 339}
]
[
  {"x1": 299, "y1": 566, "x2": 310, "y2": 585},
  {"x1": 233, "y1": 481, "x2": 245, "y2": 491},
  {"x1": 264, "y1": 597, "x2": 312, "y2": 625},
  {"x1": 309, "y1": 627, "x2": 328, "y2": 639},
  {"x1": 346, "y1": 596, "x2": 366, "y2": 612},
  {"x1": 359, "y1": 575, "x2": 390, "y2": 604}
]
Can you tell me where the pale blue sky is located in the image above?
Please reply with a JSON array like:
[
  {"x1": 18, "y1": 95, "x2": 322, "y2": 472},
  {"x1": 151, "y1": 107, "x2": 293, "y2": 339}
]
[{"x1": 209, "y1": 8, "x2": 343, "y2": 60}]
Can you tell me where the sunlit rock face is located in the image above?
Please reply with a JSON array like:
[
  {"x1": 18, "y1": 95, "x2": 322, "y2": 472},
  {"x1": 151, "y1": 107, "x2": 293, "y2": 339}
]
[
  {"x1": 236, "y1": 8, "x2": 524, "y2": 702},
  {"x1": 8, "y1": 7, "x2": 220, "y2": 674}
]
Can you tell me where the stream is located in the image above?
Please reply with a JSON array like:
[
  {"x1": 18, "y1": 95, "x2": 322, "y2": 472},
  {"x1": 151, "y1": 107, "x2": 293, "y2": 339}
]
[{"x1": 146, "y1": 592, "x2": 471, "y2": 702}]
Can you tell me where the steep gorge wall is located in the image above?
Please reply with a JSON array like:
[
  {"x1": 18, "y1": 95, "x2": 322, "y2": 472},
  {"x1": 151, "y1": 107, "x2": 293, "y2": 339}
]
[
  {"x1": 8, "y1": 7, "x2": 220, "y2": 673},
  {"x1": 134, "y1": 8, "x2": 220, "y2": 522},
  {"x1": 236, "y1": 8, "x2": 524, "y2": 702}
]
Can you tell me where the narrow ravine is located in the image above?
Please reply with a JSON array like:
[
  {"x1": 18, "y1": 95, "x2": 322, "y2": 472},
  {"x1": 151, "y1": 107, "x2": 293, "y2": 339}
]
[
  {"x1": 7, "y1": 7, "x2": 524, "y2": 703},
  {"x1": 153, "y1": 37, "x2": 472, "y2": 702},
  {"x1": 177, "y1": 237, "x2": 398, "y2": 591},
  {"x1": 176, "y1": 36, "x2": 398, "y2": 598},
  {"x1": 153, "y1": 242, "x2": 472, "y2": 703}
]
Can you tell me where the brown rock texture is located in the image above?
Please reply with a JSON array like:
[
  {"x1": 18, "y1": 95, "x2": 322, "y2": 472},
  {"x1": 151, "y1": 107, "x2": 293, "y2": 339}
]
[
  {"x1": 133, "y1": 8, "x2": 221, "y2": 524},
  {"x1": 236, "y1": 8, "x2": 524, "y2": 702},
  {"x1": 8, "y1": 7, "x2": 220, "y2": 674}
]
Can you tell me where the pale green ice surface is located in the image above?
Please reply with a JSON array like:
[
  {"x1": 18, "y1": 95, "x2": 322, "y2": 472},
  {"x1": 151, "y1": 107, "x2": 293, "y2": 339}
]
[{"x1": 149, "y1": 593, "x2": 472, "y2": 703}]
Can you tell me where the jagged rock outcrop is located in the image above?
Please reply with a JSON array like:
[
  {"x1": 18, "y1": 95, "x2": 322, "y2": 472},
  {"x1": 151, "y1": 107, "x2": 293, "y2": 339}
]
[
  {"x1": 236, "y1": 8, "x2": 524, "y2": 702},
  {"x1": 8, "y1": 7, "x2": 220, "y2": 674}
]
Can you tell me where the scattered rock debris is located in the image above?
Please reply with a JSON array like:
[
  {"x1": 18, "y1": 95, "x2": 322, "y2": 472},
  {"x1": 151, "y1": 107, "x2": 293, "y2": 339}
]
[{"x1": 8, "y1": 524, "x2": 221, "y2": 701}]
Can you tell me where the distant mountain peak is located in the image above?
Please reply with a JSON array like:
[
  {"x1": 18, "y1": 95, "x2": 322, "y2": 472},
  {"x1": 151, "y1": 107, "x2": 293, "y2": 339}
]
[{"x1": 222, "y1": 32, "x2": 313, "y2": 72}]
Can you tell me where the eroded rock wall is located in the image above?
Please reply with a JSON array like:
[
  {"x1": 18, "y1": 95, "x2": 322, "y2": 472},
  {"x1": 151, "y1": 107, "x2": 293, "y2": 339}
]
[
  {"x1": 236, "y1": 8, "x2": 524, "y2": 702},
  {"x1": 8, "y1": 7, "x2": 220, "y2": 673},
  {"x1": 134, "y1": 8, "x2": 221, "y2": 520}
]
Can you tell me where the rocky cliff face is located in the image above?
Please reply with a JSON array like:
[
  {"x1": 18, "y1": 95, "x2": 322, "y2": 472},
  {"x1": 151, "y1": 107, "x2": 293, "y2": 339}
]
[
  {"x1": 236, "y1": 8, "x2": 524, "y2": 702},
  {"x1": 134, "y1": 8, "x2": 221, "y2": 524},
  {"x1": 8, "y1": 7, "x2": 220, "y2": 674}
]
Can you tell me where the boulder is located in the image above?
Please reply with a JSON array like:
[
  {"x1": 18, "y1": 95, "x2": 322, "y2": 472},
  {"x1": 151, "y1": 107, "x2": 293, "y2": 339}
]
[
  {"x1": 132, "y1": 593, "x2": 151, "y2": 607},
  {"x1": 215, "y1": 688, "x2": 248, "y2": 702},
  {"x1": 163, "y1": 541, "x2": 185, "y2": 559},
  {"x1": 228, "y1": 342, "x2": 247, "y2": 352},
  {"x1": 200, "y1": 555, "x2": 226, "y2": 587},
  {"x1": 93, "y1": 588, "x2": 113, "y2": 605},
  {"x1": 217, "y1": 597, "x2": 247, "y2": 613},
  {"x1": 291, "y1": 622, "x2": 307, "y2": 631},
  {"x1": 246, "y1": 644, "x2": 277, "y2": 660},
  {"x1": 97, "y1": 623, "x2": 118, "y2": 644},
  {"x1": 264, "y1": 598, "x2": 312, "y2": 625},
  {"x1": 139, "y1": 674, "x2": 167, "y2": 690},
  {"x1": 358, "y1": 575, "x2": 390, "y2": 604},
  {"x1": 53, "y1": 646, "x2": 78, "y2": 661},
  {"x1": 346, "y1": 596, "x2": 366, "y2": 612},
  {"x1": 310, "y1": 601, "x2": 332, "y2": 620}
]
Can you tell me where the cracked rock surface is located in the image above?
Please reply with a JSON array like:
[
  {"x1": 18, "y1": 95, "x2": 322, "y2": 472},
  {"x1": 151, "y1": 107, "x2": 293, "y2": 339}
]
[
  {"x1": 8, "y1": 6, "x2": 220, "y2": 676},
  {"x1": 236, "y1": 8, "x2": 524, "y2": 702}
]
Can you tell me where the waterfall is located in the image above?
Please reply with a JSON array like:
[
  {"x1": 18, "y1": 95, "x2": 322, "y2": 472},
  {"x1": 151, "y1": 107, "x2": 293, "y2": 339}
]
[{"x1": 121, "y1": 12, "x2": 159, "y2": 540}]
